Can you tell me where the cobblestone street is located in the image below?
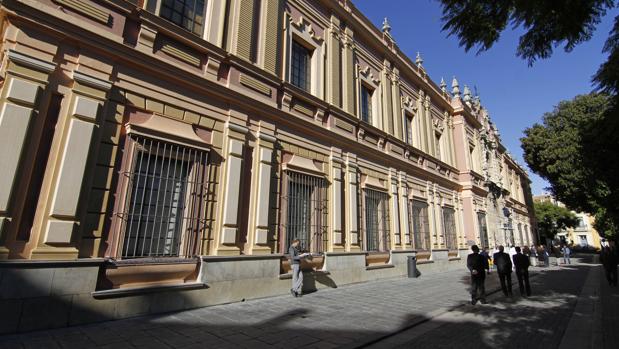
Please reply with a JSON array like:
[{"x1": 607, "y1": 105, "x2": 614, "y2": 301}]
[{"x1": 1, "y1": 257, "x2": 614, "y2": 349}]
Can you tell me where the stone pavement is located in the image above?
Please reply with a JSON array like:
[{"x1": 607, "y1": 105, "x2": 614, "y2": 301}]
[
  {"x1": 0, "y1": 257, "x2": 610, "y2": 349},
  {"x1": 367, "y1": 255, "x2": 618, "y2": 349}
]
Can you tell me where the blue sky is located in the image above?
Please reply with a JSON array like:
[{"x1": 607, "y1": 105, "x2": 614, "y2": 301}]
[{"x1": 353, "y1": 0, "x2": 614, "y2": 195}]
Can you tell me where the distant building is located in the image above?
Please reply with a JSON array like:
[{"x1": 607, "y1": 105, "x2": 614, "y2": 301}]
[{"x1": 533, "y1": 194, "x2": 601, "y2": 250}]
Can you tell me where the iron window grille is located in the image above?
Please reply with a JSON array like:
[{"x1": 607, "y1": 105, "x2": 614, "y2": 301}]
[
  {"x1": 281, "y1": 171, "x2": 328, "y2": 254},
  {"x1": 364, "y1": 189, "x2": 390, "y2": 252},
  {"x1": 443, "y1": 207, "x2": 457, "y2": 250},
  {"x1": 360, "y1": 85, "x2": 373, "y2": 123},
  {"x1": 477, "y1": 212, "x2": 489, "y2": 248},
  {"x1": 409, "y1": 200, "x2": 431, "y2": 251},
  {"x1": 291, "y1": 40, "x2": 311, "y2": 92},
  {"x1": 115, "y1": 135, "x2": 210, "y2": 259},
  {"x1": 159, "y1": 0, "x2": 206, "y2": 36}
]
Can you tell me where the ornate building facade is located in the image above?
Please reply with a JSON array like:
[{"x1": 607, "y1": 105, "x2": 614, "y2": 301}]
[{"x1": 0, "y1": 0, "x2": 535, "y2": 333}]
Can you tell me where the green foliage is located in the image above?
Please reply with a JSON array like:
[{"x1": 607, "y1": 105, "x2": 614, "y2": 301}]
[
  {"x1": 521, "y1": 93, "x2": 617, "y2": 239},
  {"x1": 439, "y1": 0, "x2": 614, "y2": 65},
  {"x1": 534, "y1": 201, "x2": 579, "y2": 240}
]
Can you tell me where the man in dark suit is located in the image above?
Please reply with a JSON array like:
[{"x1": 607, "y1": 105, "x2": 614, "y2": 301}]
[
  {"x1": 512, "y1": 246, "x2": 531, "y2": 296},
  {"x1": 493, "y1": 245, "x2": 513, "y2": 297},
  {"x1": 467, "y1": 245, "x2": 489, "y2": 305}
]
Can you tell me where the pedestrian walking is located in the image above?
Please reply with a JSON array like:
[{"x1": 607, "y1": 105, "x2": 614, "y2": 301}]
[
  {"x1": 467, "y1": 245, "x2": 488, "y2": 305},
  {"x1": 493, "y1": 245, "x2": 513, "y2": 297},
  {"x1": 480, "y1": 247, "x2": 492, "y2": 274},
  {"x1": 601, "y1": 244, "x2": 618, "y2": 287},
  {"x1": 530, "y1": 245, "x2": 538, "y2": 267},
  {"x1": 512, "y1": 246, "x2": 531, "y2": 296},
  {"x1": 509, "y1": 245, "x2": 517, "y2": 271},
  {"x1": 561, "y1": 245, "x2": 571, "y2": 265},
  {"x1": 289, "y1": 239, "x2": 309, "y2": 297},
  {"x1": 541, "y1": 245, "x2": 550, "y2": 267}
]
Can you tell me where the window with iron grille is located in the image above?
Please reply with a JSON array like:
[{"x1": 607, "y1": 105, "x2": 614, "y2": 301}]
[
  {"x1": 282, "y1": 171, "x2": 327, "y2": 254},
  {"x1": 361, "y1": 85, "x2": 373, "y2": 123},
  {"x1": 159, "y1": 0, "x2": 206, "y2": 36},
  {"x1": 364, "y1": 189, "x2": 390, "y2": 252},
  {"x1": 409, "y1": 200, "x2": 431, "y2": 251},
  {"x1": 291, "y1": 40, "x2": 311, "y2": 92},
  {"x1": 116, "y1": 135, "x2": 209, "y2": 259},
  {"x1": 477, "y1": 212, "x2": 489, "y2": 248},
  {"x1": 443, "y1": 207, "x2": 457, "y2": 250}
]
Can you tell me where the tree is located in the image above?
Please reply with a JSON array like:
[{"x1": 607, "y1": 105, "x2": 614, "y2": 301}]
[
  {"x1": 521, "y1": 93, "x2": 617, "y2": 239},
  {"x1": 534, "y1": 201, "x2": 579, "y2": 241},
  {"x1": 438, "y1": 0, "x2": 619, "y2": 240}
]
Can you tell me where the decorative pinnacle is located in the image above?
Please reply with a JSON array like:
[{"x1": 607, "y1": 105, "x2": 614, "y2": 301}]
[
  {"x1": 382, "y1": 17, "x2": 391, "y2": 34},
  {"x1": 451, "y1": 76, "x2": 460, "y2": 98},
  {"x1": 415, "y1": 52, "x2": 423, "y2": 67},
  {"x1": 440, "y1": 77, "x2": 447, "y2": 93},
  {"x1": 463, "y1": 85, "x2": 472, "y2": 104}
]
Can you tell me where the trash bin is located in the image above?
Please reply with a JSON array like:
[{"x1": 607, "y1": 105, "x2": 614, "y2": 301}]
[{"x1": 407, "y1": 256, "x2": 417, "y2": 278}]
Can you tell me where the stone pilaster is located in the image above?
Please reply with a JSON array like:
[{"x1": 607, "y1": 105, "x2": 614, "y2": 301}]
[
  {"x1": 345, "y1": 154, "x2": 359, "y2": 251},
  {"x1": 381, "y1": 60, "x2": 394, "y2": 135},
  {"x1": 247, "y1": 129, "x2": 276, "y2": 254},
  {"x1": 399, "y1": 172, "x2": 410, "y2": 247},
  {"x1": 327, "y1": 15, "x2": 342, "y2": 107},
  {"x1": 389, "y1": 170, "x2": 400, "y2": 248},
  {"x1": 216, "y1": 122, "x2": 248, "y2": 255},
  {"x1": 32, "y1": 70, "x2": 112, "y2": 260},
  {"x1": 391, "y1": 69, "x2": 403, "y2": 140},
  {"x1": 342, "y1": 27, "x2": 355, "y2": 114},
  {"x1": 330, "y1": 152, "x2": 345, "y2": 251},
  {"x1": 0, "y1": 51, "x2": 55, "y2": 258},
  {"x1": 262, "y1": 0, "x2": 283, "y2": 75}
]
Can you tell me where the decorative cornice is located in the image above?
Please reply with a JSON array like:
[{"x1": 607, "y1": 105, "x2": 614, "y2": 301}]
[
  {"x1": 73, "y1": 71, "x2": 112, "y2": 91},
  {"x1": 227, "y1": 122, "x2": 249, "y2": 134},
  {"x1": 289, "y1": 15, "x2": 324, "y2": 43},
  {"x1": 7, "y1": 50, "x2": 56, "y2": 73}
]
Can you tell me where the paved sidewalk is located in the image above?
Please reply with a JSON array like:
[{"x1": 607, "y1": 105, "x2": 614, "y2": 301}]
[
  {"x1": 0, "y1": 261, "x2": 598, "y2": 349},
  {"x1": 367, "y1": 257, "x2": 617, "y2": 349},
  {"x1": 0, "y1": 263, "x2": 521, "y2": 349}
]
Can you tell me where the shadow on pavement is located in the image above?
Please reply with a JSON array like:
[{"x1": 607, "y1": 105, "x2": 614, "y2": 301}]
[{"x1": 1, "y1": 262, "x2": 615, "y2": 349}]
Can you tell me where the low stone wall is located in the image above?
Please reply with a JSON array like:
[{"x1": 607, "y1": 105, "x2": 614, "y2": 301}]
[{"x1": 0, "y1": 250, "x2": 467, "y2": 334}]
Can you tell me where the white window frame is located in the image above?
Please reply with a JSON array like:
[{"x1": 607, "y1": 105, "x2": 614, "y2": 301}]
[{"x1": 283, "y1": 14, "x2": 325, "y2": 98}]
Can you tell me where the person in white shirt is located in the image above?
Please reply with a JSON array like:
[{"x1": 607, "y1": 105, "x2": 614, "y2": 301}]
[{"x1": 509, "y1": 245, "x2": 517, "y2": 271}]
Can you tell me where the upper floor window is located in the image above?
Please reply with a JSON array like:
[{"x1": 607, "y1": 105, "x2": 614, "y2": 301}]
[
  {"x1": 361, "y1": 85, "x2": 373, "y2": 123},
  {"x1": 159, "y1": 0, "x2": 206, "y2": 36},
  {"x1": 291, "y1": 40, "x2": 311, "y2": 92},
  {"x1": 405, "y1": 113, "x2": 414, "y2": 145},
  {"x1": 435, "y1": 132, "x2": 442, "y2": 161}
]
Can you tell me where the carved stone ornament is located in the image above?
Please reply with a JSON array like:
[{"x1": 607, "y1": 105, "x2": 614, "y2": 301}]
[
  {"x1": 433, "y1": 118, "x2": 444, "y2": 132},
  {"x1": 359, "y1": 65, "x2": 380, "y2": 85},
  {"x1": 289, "y1": 15, "x2": 324, "y2": 43},
  {"x1": 402, "y1": 95, "x2": 417, "y2": 111}
]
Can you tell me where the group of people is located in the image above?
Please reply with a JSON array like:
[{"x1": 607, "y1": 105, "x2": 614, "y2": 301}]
[
  {"x1": 467, "y1": 244, "x2": 532, "y2": 305},
  {"x1": 528, "y1": 244, "x2": 572, "y2": 267}
]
